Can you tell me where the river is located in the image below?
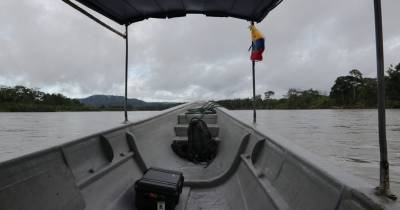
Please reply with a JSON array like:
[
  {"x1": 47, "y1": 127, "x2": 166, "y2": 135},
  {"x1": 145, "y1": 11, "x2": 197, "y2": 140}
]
[{"x1": 0, "y1": 109, "x2": 399, "y2": 192}]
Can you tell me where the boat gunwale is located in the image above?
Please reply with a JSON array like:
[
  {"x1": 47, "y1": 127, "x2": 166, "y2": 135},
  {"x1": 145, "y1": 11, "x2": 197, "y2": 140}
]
[{"x1": 215, "y1": 106, "x2": 396, "y2": 209}]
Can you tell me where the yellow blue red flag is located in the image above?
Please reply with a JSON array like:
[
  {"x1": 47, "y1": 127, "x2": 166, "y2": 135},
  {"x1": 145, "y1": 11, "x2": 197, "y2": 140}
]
[{"x1": 250, "y1": 25, "x2": 265, "y2": 61}]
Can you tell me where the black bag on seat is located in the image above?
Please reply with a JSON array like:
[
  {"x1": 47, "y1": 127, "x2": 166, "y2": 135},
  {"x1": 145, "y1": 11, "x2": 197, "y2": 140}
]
[
  {"x1": 171, "y1": 118, "x2": 218, "y2": 164},
  {"x1": 135, "y1": 168, "x2": 184, "y2": 210},
  {"x1": 187, "y1": 118, "x2": 218, "y2": 163},
  {"x1": 171, "y1": 140, "x2": 189, "y2": 160}
]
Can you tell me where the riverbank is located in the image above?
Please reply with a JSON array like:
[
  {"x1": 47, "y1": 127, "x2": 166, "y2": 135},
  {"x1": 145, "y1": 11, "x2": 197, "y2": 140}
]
[
  {"x1": 0, "y1": 86, "x2": 182, "y2": 112},
  {"x1": 215, "y1": 98, "x2": 400, "y2": 110},
  {"x1": 0, "y1": 103, "x2": 178, "y2": 112},
  {"x1": 1, "y1": 102, "x2": 399, "y2": 112}
]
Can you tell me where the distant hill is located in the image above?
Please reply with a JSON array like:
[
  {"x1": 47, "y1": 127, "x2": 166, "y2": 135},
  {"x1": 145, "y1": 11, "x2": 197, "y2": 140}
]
[
  {"x1": 79, "y1": 95, "x2": 146, "y2": 107},
  {"x1": 78, "y1": 95, "x2": 182, "y2": 110}
]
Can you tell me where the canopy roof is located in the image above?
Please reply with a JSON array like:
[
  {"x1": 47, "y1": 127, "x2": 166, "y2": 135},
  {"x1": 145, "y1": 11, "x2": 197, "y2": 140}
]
[{"x1": 73, "y1": 0, "x2": 283, "y2": 25}]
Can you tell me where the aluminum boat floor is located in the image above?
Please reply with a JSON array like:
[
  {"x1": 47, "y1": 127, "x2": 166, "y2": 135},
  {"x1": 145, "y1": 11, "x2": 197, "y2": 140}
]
[{"x1": 131, "y1": 117, "x2": 244, "y2": 182}]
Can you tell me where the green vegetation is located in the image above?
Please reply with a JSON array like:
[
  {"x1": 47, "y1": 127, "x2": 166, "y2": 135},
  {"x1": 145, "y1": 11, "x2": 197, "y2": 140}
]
[
  {"x1": 0, "y1": 86, "x2": 181, "y2": 112},
  {"x1": 2, "y1": 63, "x2": 399, "y2": 111},
  {"x1": 216, "y1": 88, "x2": 331, "y2": 110},
  {"x1": 0, "y1": 86, "x2": 94, "y2": 112},
  {"x1": 216, "y1": 63, "x2": 400, "y2": 109}
]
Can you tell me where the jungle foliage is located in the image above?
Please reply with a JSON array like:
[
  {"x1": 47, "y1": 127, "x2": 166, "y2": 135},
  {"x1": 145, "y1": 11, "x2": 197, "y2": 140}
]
[
  {"x1": 217, "y1": 63, "x2": 400, "y2": 109},
  {"x1": 0, "y1": 86, "x2": 180, "y2": 112},
  {"x1": 2, "y1": 63, "x2": 399, "y2": 111},
  {"x1": 0, "y1": 86, "x2": 92, "y2": 112}
]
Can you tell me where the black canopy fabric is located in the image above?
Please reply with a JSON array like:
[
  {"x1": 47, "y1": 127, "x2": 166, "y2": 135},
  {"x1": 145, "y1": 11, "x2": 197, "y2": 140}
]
[{"x1": 74, "y1": 0, "x2": 283, "y2": 25}]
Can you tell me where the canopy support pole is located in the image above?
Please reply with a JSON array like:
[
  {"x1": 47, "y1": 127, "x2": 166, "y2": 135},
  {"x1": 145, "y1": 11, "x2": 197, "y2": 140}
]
[
  {"x1": 373, "y1": 0, "x2": 396, "y2": 200},
  {"x1": 62, "y1": 0, "x2": 129, "y2": 123},
  {"x1": 251, "y1": 22, "x2": 257, "y2": 124},
  {"x1": 62, "y1": 0, "x2": 126, "y2": 39},
  {"x1": 124, "y1": 25, "x2": 129, "y2": 123}
]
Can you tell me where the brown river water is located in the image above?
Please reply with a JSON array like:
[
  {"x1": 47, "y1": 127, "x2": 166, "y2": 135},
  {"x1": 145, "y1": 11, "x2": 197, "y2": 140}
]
[{"x1": 0, "y1": 109, "x2": 399, "y2": 193}]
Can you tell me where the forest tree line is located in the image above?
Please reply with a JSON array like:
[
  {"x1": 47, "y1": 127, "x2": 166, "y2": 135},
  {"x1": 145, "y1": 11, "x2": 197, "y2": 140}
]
[
  {"x1": 0, "y1": 86, "x2": 179, "y2": 112},
  {"x1": 0, "y1": 85, "x2": 92, "y2": 111},
  {"x1": 216, "y1": 63, "x2": 400, "y2": 109},
  {"x1": 1, "y1": 62, "x2": 399, "y2": 111}
]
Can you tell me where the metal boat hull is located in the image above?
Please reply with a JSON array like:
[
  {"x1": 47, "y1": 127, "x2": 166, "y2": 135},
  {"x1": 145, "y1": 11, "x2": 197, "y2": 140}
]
[{"x1": 0, "y1": 102, "x2": 396, "y2": 210}]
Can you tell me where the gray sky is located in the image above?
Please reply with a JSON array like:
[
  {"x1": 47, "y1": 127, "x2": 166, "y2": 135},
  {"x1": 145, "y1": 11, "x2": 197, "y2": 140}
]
[{"x1": 0, "y1": 0, "x2": 399, "y2": 101}]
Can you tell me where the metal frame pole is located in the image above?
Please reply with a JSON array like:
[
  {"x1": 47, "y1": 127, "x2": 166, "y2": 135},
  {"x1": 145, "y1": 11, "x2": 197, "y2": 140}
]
[
  {"x1": 373, "y1": 0, "x2": 396, "y2": 199},
  {"x1": 62, "y1": 0, "x2": 130, "y2": 123},
  {"x1": 124, "y1": 25, "x2": 129, "y2": 123},
  {"x1": 62, "y1": 0, "x2": 126, "y2": 38},
  {"x1": 251, "y1": 21, "x2": 257, "y2": 124},
  {"x1": 252, "y1": 60, "x2": 256, "y2": 123}
]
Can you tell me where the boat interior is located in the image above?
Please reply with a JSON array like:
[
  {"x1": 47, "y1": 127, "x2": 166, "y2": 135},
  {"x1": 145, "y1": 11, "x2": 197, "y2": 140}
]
[{"x1": 0, "y1": 102, "x2": 396, "y2": 210}]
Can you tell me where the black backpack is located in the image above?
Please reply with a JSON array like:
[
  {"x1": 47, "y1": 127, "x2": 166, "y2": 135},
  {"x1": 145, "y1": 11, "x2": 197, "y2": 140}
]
[
  {"x1": 171, "y1": 118, "x2": 218, "y2": 164},
  {"x1": 187, "y1": 118, "x2": 218, "y2": 163}
]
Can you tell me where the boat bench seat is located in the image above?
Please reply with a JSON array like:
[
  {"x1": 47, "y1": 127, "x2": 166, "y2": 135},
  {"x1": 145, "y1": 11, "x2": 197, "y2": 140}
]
[
  {"x1": 177, "y1": 113, "x2": 218, "y2": 124},
  {"x1": 62, "y1": 130, "x2": 144, "y2": 210},
  {"x1": 172, "y1": 136, "x2": 221, "y2": 143},
  {"x1": 174, "y1": 124, "x2": 219, "y2": 137}
]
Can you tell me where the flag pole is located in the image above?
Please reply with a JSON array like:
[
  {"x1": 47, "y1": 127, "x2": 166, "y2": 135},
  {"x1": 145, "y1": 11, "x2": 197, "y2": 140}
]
[
  {"x1": 251, "y1": 21, "x2": 257, "y2": 124},
  {"x1": 124, "y1": 24, "x2": 129, "y2": 123}
]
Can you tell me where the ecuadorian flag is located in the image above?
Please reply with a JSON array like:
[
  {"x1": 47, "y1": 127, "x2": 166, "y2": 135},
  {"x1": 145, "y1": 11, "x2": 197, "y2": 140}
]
[{"x1": 250, "y1": 25, "x2": 265, "y2": 61}]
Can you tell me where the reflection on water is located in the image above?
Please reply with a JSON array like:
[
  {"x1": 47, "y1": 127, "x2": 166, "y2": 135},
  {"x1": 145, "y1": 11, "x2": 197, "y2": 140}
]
[
  {"x1": 0, "y1": 109, "x2": 399, "y2": 192},
  {"x1": 229, "y1": 109, "x2": 400, "y2": 193}
]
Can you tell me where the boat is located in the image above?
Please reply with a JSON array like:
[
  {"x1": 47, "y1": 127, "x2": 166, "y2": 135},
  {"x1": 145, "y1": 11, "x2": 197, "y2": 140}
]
[
  {"x1": 1, "y1": 0, "x2": 398, "y2": 209},
  {"x1": 0, "y1": 102, "x2": 397, "y2": 210}
]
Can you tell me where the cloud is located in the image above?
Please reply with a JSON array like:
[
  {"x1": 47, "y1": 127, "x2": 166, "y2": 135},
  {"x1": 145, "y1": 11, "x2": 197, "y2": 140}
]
[{"x1": 0, "y1": 0, "x2": 399, "y2": 101}]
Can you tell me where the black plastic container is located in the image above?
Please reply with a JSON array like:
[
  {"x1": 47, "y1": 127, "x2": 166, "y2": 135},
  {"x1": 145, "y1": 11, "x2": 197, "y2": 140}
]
[{"x1": 135, "y1": 168, "x2": 184, "y2": 210}]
